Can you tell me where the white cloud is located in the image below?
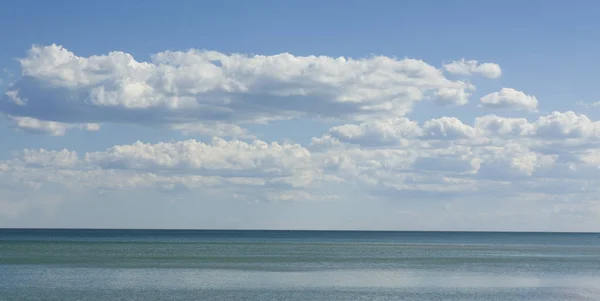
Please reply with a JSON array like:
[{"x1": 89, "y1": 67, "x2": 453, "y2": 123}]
[
  {"x1": 413, "y1": 147, "x2": 480, "y2": 174},
  {"x1": 314, "y1": 111, "x2": 600, "y2": 151},
  {"x1": 576, "y1": 100, "x2": 600, "y2": 108},
  {"x1": 533, "y1": 111, "x2": 599, "y2": 139},
  {"x1": 443, "y1": 59, "x2": 502, "y2": 78},
  {"x1": 84, "y1": 138, "x2": 313, "y2": 177},
  {"x1": 433, "y1": 87, "x2": 471, "y2": 106},
  {"x1": 7, "y1": 138, "x2": 322, "y2": 188},
  {"x1": 326, "y1": 118, "x2": 421, "y2": 146},
  {"x1": 6, "y1": 116, "x2": 100, "y2": 136},
  {"x1": 5, "y1": 90, "x2": 27, "y2": 106},
  {"x1": 306, "y1": 111, "x2": 600, "y2": 199},
  {"x1": 422, "y1": 117, "x2": 476, "y2": 140},
  {"x1": 18, "y1": 149, "x2": 79, "y2": 168},
  {"x1": 0, "y1": 44, "x2": 475, "y2": 136},
  {"x1": 81, "y1": 123, "x2": 101, "y2": 131},
  {"x1": 1, "y1": 138, "x2": 346, "y2": 212},
  {"x1": 474, "y1": 115, "x2": 535, "y2": 137},
  {"x1": 473, "y1": 112, "x2": 600, "y2": 142},
  {"x1": 311, "y1": 117, "x2": 478, "y2": 150},
  {"x1": 476, "y1": 144, "x2": 556, "y2": 178},
  {"x1": 3, "y1": 45, "x2": 600, "y2": 231},
  {"x1": 479, "y1": 88, "x2": 538, "y2": 111},
  {"x1": 3, "y1": 120, "x2": 600, "y2": 230},
  {"x1": 170, "y1": 122, "x2": 253, "y2": 138},
  {"x1": 8, "y1": 116, "x2": 70, "y2": 136}
]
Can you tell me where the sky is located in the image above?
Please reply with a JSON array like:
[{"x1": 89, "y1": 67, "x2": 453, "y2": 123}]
[{"x1": 1, "y1": 0, "x2": 600, "y2": 231}]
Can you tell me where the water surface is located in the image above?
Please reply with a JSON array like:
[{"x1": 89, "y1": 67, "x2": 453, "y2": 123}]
[{"x1": 1, "y1": 229, "x2": 599, "y2": 300}]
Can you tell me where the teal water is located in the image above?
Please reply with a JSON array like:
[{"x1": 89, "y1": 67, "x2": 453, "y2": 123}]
[{"x1": 1, "y1": 230, "x2": 600, "y2": 300}]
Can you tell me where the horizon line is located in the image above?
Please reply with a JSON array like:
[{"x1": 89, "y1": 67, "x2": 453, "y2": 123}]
[{"x1": 1, "y1": 227, "x2": 599, "y2": 234}]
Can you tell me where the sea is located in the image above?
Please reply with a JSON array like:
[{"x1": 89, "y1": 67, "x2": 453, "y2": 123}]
[{"x1": 1, "y1": 229, "x2": 600, "y2": 301}]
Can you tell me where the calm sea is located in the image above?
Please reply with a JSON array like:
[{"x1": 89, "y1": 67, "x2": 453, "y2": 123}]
[{"x1": 1, "y1": 229, "x2": 600, "y2": 300}]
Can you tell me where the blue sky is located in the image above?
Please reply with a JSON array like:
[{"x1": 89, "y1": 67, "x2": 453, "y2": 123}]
[{"x1": 1, "y1": 0, "x2": 600, "y2": 230}]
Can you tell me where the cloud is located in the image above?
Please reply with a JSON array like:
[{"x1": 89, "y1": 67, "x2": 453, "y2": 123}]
[
  {"x1": 313, "y1": 111, "x2": 600, "y2": 151},
  {"x1": 5, "y1": 90, "x2": 27, "y2": 106},
  {"x1": 474, "y1": 115, "x2": 534, "y2": 137},
  {"x1": 83, "y1": 123, "x2": 101, "y2": 131},
  {"x1": 474, "y1": 111, "x2": 600, "y2": 142},
  {"x1": 479, "y1": 88, "x2": 538, "y2": 111},
  {"x1": 170, "y1": 122, "x2": 254, "y2": 138},
  {"x1": 6, "y1": 137, "x2": 340, "y2": 205},
  {"x1": 433, "y1": 87, "x2": 471, "y2": 106},
  {"x1": 83, "y1": 138, "x2": 314, "y2": 178},
  {"x1": 422, "y1": 117, "x2": 476, "y2": 140},
  {"x1": 0, "y1": 44, "x2": 475, "y2": 136},
  {"x1": 4, "y1": 116, "x2": 600, "y2": 229},
  {"x1": 476, "y1": 143, "x2": 556, "y2": 178},
  {"x1": 3, "y1": 45, "x2": 600, "y2": 230},
  {"x1": 443, "y1": 59, "x2": 502, "y2": 78},
  {"x1": 7, "y1": 116, "x2": 70, "y2": 136},
  {"x1": 6, "y1": 115, "x2": 100, "y2": 136},
  {"x1": 307, "y1": 111, "x2": 600, "y2": 196},
  {"x1": 576, "y1": 100, "x2": 600, "y2": 108},
  {"x1": 1, "y1": 137, "x2": 344, "y2": 211},
  {"x1": 413, "y1": 150, "x2": 480, "y2": 174},
  {"x1": 533, "y1": 111, "x2": 600, "y2": 139},
  {"x1": 326, "y1": 118, "x2": 421, "y2": 146},
  {"x1": 18, "y1": 149, "x2": 79, "y2": 168},
  {"x1": 312, "y1": 117, "x2": 478, "y2": 150}
]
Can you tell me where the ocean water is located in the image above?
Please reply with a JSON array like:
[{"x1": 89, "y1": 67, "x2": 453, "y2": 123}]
[{"x1": 1, "y1": 230, "x2": 600, "y2": 300}]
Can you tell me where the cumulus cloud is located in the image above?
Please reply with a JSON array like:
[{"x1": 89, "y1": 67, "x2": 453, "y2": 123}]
[
  {"x1": 443, "y1": 59, "x2": 502, "y2": 78},
  {"x1": 84, "y1": 138, "x2": 313, "y2": 178},
  {"x1": 433, "y1": 87, "x2": 471, "y2": 106},
  {"x1": 8, "y1": 139, "x2": 320, "y2": 183},
  {"x1": 422, "y1": 117, "x2": 476, "y2": 140},
  {"x1": 0, "y1": 44, "x2": 476, "y2": 136},
  {"x1": 413, "y1": 148, "x2": 480, "y2": 174},
  {"x1": 3, "y1": 113, "x2": 600, "y2": 226},
  {"x1": 306, "y1": 111, "x2": 600, "y2": 196},
  {"x1": 479, "y1": 88, "x2": 538, "y2": 111},
  {"x1": 533, "y1": 111, "x2": 600, "y2": 139},
  {"x1": 312, "y1": 117, "x2": 479, "y2": 149},
  {"x1": 326, "y1": 118, "x2": 421, "y2": 146},
  {"x1": 474, "y1": 111, "x2": 600, "y2": 141},
  {"x1": 1, "y1": 138, "x2": 342, "y2": 209},
  {"x1": 474, "y1": 115, "x2": 534, "y2": 137},
  {"x1": 476, "y1": 144, "x2": 556, "y2": 178},
  {"x1": 314, "y1": 111, "x2": 600, "y2": 150},
  {"x1": 4, "y1": 44, "x2": 600, "y2": 230}
]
